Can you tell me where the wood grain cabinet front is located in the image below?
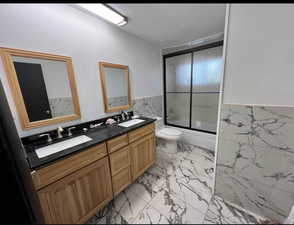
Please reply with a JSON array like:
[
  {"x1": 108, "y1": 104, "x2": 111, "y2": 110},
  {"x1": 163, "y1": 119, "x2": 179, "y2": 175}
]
[
  {"x1": 34, "y1": 122, "x2": 156, "y2": 224},
  {"x1": 112, "y1": 167, "x2": 132, "y2": 196},
  {"x1": 130, "y1": 132, "x2": 156, "y2": 181},
  {"x1": 128, "y1": 123, "x2": 154, "y2": 143},
  {"x1": 106, "y1": 134, "x2": 128, "y2": 154},
  {"x1": 37, "y1": 157, "x2": 113, "y2": 224},
  {"x1": 109, "y1": 146, "x2": 132, "y2": 196},
  {"x1": 31, "y1": 143, "x2": 107, "y2": 190},
  {"x1": 109, "y1": 146, "x2": 131, "y2": 176}
]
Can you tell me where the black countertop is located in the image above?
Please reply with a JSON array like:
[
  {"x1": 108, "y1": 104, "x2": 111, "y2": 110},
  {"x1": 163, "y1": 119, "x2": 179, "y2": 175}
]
[{"x1": 26, "y1": 117, "x2": 156, "y2": 170}]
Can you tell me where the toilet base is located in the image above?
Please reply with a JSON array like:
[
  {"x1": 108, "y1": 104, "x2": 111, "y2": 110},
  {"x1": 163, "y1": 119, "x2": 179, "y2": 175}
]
[{"x1": 163, "y1": 139, "x2": 178, "y2": 154}]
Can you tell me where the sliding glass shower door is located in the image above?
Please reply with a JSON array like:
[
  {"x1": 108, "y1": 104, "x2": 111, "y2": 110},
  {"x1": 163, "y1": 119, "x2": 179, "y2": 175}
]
[
  {"x1": 164, "y1": 42, "x2": 223, "y2": 134},
  {"x1": 191, "y1": 46, "x2": 223, "y2": 132},
  {"x1": 165, "y1": 53, "x2": 191, "y2": 127}
]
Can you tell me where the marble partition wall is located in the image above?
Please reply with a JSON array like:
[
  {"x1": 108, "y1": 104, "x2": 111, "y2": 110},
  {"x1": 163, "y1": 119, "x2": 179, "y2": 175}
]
[
  {"x1": 131, "y1": 95, "x2": 163, "y2": 118},
  {"x1": 215, "y1": 104, "x2": 294, "y2": 222}
]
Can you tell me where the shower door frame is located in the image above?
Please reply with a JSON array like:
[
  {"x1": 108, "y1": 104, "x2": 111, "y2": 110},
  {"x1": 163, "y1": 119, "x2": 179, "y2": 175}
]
[{"x1": 163, "y1": 41, "x2": 223, "y2": 135}]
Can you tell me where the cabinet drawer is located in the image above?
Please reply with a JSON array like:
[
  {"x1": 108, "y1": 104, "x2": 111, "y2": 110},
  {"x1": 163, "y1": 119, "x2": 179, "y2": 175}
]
[
  {"x1": 128, "y1": 123, "x2": 155, "y2": 143},
  {"x1": 112, "y1": 166, "x2": 132, "y2": 196},
  {"x1": 109, "y1": 146, "x2": 130, "y2": 176},
  {"x1": 107, "y1": 134, "x2": 129, "y2": 153},
  {"x1": 31, "y1": 142, "x2": 107, "y2": 190}
]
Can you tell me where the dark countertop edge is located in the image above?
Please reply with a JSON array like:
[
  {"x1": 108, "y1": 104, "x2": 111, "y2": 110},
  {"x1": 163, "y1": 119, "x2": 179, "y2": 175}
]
[{"x1": 27, "y1": 117, "x2": 156, "y2": 170}]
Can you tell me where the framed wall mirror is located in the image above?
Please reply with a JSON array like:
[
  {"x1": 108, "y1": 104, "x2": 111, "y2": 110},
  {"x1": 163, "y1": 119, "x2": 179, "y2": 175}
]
[
  {"x1": 99, "y1": 62, "x2": 132, "y2": 113},
  {"x1": 0, "y1": 47, "x2": 81, "y2": 130}
]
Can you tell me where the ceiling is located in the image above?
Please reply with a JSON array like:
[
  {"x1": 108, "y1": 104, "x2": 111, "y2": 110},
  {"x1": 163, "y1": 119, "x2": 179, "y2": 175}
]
[{"x1": 109, "y1": 4, "x2": 226, "y2": 48}]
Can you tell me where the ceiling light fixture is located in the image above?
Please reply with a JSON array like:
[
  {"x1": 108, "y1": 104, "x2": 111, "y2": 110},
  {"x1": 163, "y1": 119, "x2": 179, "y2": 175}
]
[{"x1": 76, "y1": 4, "x2": 128, "y2": 26}]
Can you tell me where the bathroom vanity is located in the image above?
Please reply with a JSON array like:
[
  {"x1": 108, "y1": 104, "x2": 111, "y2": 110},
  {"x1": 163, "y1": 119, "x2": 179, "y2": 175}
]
[
  {"x1": 0, "y1": 47, "x2": 156, "y2": 224},
  {"x1": 26, "y1": 118, "x2": 156, "y2": 224}
]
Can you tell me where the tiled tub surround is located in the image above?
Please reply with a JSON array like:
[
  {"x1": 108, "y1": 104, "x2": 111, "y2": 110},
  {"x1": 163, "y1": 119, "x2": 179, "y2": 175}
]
[
  {"x1": 215, "y1": 104, "x2": 294, "y2": 222},
  {"x1": 131, "y1": 95, "x2": 163, "y2": 118},
  {"x1": 86, "y1": 139, "x2": 266, "y2": 224}
]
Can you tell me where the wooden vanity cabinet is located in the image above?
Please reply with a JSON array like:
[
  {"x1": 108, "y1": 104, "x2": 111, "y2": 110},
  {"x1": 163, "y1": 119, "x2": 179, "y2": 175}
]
[
  {"x1": 33, "y1": 122, "x2": 156, "y2": 224},
  {"x1": 37, "y1": 157, "x2": 113, "y2": 224},
  {"x1": 130, "y1": 133, "x2": 156, "y2": 181}
]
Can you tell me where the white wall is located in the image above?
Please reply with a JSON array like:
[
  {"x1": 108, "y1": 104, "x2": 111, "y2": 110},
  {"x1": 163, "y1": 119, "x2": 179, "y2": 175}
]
[
  {"x1": 12, "y1": 56, "x2": 72, "y2": 99},
  {"x1": 223, "y1": 4, "x2": 294, "y2": 106},
  {"x1": 0, "y1": 4, "x2": 162, "y2": 137}
]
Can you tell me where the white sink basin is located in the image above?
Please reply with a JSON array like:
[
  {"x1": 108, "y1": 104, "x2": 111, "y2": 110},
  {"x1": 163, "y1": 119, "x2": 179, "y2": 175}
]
[
  {"x1": 118, "y1": 119, "x2": 145, "y2": 127},
  {"x1": 35, "y1": 135, "x2": 93, "y2": 158}
]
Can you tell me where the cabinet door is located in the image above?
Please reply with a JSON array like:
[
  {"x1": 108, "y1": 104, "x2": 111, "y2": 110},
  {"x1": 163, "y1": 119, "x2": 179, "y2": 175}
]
[
  {"x1": 38, "y1": 157, "x2": 113, "y2": 224},
  {"x1": 130, "y1": 133, "x2": 156, "y2": 181}
]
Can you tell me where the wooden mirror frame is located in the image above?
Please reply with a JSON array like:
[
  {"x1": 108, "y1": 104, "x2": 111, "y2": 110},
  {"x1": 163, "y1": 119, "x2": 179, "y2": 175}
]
[
  {"x1": 0, "y1": 47, "x2": 81, "y2": 130},
  {"x1": 99, "y1": 62, "x2": 132, "y2": 113}
]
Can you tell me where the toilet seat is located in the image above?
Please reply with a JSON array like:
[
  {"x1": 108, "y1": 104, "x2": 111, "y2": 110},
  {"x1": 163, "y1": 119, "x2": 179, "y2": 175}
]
[
  {"x1": 160, "y1": 128, "x2": 182, "y2": 136},
  {"x1": 156, "y1": 127, "x2": 182, "y2": 141}
]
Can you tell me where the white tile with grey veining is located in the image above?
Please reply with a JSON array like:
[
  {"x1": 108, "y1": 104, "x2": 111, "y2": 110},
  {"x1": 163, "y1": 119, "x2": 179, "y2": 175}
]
[
  {"x1": 203, "y1": 195, "x2": 267, "y2": 224},
  {"x1": 131, "y1": 95, "x2": 163, "y2": 118},
  {"x1": 126, "y1": 163, "x2": 167, "y2": 202},
  {"x1": 216, "y1": 104, "x2": 294, "y2": 222},
  {"x1": 133, "y1": 203, "x2": 171, "y2": 224},
  {"x1": 215, "y1": 160, "x2": 289, "y2": 222},
  {"x1": 220, "y1": 104, "x2": 294, "y2": 154},
  {"x1": 157, "y1": 139, "x2": 215, "y2": 179},
  {"x1": 155, "y1": 140, "x2": 215, "y2": 214},
  {"x1": 146, "y1": 189, "x2": 206, "y2": 224},
  {"x1": 86, "y1": 188, "x2": 149, "y2": 224},
  {"x1": 217, "y1": 138, "x2": 294, "y2": 189}
]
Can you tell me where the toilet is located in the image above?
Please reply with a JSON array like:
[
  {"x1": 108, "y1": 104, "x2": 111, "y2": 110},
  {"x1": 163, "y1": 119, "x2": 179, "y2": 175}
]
[{"x1": 156, "y1": 126, "x2": 182, "y2": 154}]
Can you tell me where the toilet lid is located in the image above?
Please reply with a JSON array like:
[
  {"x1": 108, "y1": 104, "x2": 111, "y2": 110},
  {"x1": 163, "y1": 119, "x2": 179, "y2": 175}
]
[{"x1": 160, "y1": 128, "x2": 182, "y2": 136}]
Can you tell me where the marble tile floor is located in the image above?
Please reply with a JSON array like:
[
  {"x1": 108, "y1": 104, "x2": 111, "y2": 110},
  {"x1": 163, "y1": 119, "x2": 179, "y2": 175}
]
[{"x1": 86, "y1": 140, "x2": 269, "y2": 224}]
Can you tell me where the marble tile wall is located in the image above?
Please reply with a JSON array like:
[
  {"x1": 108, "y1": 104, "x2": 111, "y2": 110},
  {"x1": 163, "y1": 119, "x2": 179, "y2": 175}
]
[
  {"x1": 203, "y1": 195, "x2": 267, "y2": 224},
  {"x1": 49, "y1": 97, "x2": 75, "y2": 117},
  {"x1": 215, "y1": 104, "x2": 294, "y2": 222},
  {"x1": 131, "y1": 95, "x2": 163, "y2": 118}
]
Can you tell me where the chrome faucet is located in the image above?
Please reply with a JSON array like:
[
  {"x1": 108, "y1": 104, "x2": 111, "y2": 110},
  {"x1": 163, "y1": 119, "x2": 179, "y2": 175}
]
[
  {"x1": 67, "y1": 127, "x2": 76, "y2": 136},
  {"x1": 57, "y1": 126, "x2": 64, "y2": 139},
  {"x1": 39, "y1": 133, "x2": 52, "y2": 143},
  {"x1": 121, "y1": 111, "x2": 128, "y2": 121}
]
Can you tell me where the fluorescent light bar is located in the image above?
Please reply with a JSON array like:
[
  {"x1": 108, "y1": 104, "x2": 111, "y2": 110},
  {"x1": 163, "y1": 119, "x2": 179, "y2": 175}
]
[{"x1": 76, "y1": 4, "x2": 127, "y2": 26}]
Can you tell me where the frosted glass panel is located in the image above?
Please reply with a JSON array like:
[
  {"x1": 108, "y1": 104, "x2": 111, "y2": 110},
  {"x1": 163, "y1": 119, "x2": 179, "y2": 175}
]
[
  {"x1": 193, "y1": 46, "x2": 223, "y2": 92},
  {"x1": 166, "y1": 54, "x2": 191, "y2": 92},
  {"x1": 164, "y1": 43, "x2": 222, "y2": 133},
  {"x1": 166, "y1": 93, "x2": 190, "y2": 127},
  {"x1": 191, "y1": 93, "x2": 219, "y2": 132}
]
